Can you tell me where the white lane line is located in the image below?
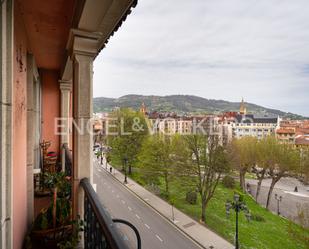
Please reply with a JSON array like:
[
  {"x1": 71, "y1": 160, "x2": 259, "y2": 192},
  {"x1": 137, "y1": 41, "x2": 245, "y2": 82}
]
[
  {"x1": 128, "y1": 206, "x2": 132, "y2": 211},
  {"x1": 144, "y1": 223, "x2": 150, "y2": 229},
  {"x1": 121, "y1": 200, "x2": 126, "y2": 204},
  {"x1": 155, "y1": 234, "x2": 163, "y2": 242},
  {"x1": 135, "y1": 214, "x2": 141, "y2": 219}
]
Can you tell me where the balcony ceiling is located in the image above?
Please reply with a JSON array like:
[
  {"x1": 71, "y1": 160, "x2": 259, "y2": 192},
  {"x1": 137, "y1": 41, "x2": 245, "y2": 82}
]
[
  {"x1": 17, "y1": 0, "x2": 76, "y2": 70},
  {"x1": 17, "y1": 0, "x2": 136, "y2": 72}
]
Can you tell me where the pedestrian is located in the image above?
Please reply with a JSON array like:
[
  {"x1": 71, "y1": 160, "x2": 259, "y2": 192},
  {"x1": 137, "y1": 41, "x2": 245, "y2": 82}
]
[
  {"x1": 110, "y1": 166, "x2": 112, "y2": 173},
  {"x1": 294, "y1": 186, "x2": 298, "y2": 192}
]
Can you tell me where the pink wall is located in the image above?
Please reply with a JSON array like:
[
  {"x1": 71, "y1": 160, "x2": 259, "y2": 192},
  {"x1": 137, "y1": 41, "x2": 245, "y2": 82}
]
[
  {"x1": 13, "y1": 6, "x2": 28, "y2": 249},
  {"x1": 13, "y1": 5, "x2": 61, "y2": 248},
  {"x1": 41, "y1": 70, "x2": 60, "y2": 154}
]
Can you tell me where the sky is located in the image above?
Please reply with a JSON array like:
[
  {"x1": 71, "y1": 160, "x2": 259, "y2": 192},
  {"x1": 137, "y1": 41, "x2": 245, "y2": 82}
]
[{"x1": 93, "y1": 0, "x2": 309, "y2": 116}]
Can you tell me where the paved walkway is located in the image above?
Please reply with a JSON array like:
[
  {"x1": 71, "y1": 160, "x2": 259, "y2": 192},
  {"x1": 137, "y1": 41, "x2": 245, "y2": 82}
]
[{"x1": 100, "y1": 161, "x2": 233, "y2": 249}]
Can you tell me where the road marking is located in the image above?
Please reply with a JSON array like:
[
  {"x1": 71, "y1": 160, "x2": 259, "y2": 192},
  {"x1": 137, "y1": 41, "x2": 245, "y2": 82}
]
[
  {"x1": 135, "y1": 214, "x2": 141, "y2": 219},
  {"x1": 121, "y1": 200, "x2": 126, "y2": 204},
  {"x1": 128, "y1": 206, "x2": 132, "y2": 211},
  {"x1": 156, "y1": 234, "x2": 163, "y2": 242},
  {"x1": 144, "y1": 223, "x2": 150, "y2": 229}
]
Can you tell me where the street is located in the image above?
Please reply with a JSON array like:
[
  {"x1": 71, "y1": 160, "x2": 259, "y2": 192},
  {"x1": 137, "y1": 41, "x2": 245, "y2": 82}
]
[
  {"x1": 92, "y1": 158, "x2": 202, "y2": 249},
  {"x1": 246, "y1": 177, "x2": 309, "y2": 222}
]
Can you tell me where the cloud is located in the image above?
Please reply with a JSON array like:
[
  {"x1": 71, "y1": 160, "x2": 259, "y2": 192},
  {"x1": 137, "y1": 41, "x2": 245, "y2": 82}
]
[{"x1": 94, "y1": 0, "x2": 309, "y2": 116}]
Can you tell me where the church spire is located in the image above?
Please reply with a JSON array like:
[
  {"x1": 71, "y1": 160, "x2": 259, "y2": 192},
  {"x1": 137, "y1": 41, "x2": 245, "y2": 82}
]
[
  {"x1": 140, "y1": 102, "x2": 147, "y2": 114},
  {"x1": 240, "y1": 97, "x2": 247, "y2": 115}
]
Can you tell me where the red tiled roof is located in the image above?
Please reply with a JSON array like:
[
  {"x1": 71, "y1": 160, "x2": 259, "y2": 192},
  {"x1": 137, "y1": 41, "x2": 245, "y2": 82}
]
[
  {"x1": 295, "y1": 135, "x2": 309, "y2": 145},
  {"x1": 276, "y1": 128, "x2": 295, "y2": 134}
]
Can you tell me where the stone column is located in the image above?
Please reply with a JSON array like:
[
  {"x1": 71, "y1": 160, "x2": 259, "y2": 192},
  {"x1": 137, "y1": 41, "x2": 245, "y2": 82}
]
[
  {"x1": 67, "y1": 29, "x2": 101, "y2": 218},
  {"x1": 26, "y1": 54, "x2": 36, "y2": 227},
  {"x1": 59, "y1": 80, "x2": 72, "y2": 147},
  {"x1": 0, "y1": 0, "x2": 13, "y2": 248},
  {"x1": 59, "y1": 80, "x2": 72, "y2": 172}
]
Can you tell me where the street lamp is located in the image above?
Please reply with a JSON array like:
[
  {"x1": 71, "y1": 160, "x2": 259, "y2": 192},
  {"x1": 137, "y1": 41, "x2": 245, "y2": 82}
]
[
  {"x1": 226, "y1": 193, "x2": 251, "y2": 249},
  {"x1": 100, "y1": 146, "x2": 103, "y2": 165},
  {"x1": 123, "y1": 156, "x2": 128, "y2": 184},
  {"x1": 274, "y1": 194, "x2": 282, "y2": 215}
]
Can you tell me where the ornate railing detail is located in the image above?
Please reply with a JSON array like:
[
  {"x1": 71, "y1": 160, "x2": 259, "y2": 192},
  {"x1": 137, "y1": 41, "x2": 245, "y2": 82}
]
[{"x1": 81, "y1": 178, "x2": 141, "y2": 249}]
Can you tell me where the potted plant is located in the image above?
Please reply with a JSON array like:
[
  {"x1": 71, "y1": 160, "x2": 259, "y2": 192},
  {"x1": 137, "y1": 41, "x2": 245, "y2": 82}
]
[{"x1": 29, "y1": 172, "x2": 82, "y2": 249}]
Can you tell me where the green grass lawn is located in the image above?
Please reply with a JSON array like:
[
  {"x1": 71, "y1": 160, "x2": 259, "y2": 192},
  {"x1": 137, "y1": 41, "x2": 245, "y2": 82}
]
[{"x1": 111, "y1": 164, "x2": 309, "y2": 249}]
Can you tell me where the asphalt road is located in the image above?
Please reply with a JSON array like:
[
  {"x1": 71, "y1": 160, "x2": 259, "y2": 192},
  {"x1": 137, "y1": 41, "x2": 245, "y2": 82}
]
[
  {"x1": 246, "y1": 178, "x2": 309, "y2": 222},
  {"x1": 92, "y1": 159, "x2": 202, "y2": 249}
]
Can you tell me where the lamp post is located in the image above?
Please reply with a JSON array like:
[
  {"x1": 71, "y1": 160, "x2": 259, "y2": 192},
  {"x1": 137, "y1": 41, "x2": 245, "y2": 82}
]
[
  {"x1": 274, "y1": 194, "x2": 282, "y2": 215},
  {"x1": 123, "y1": 156, "x2": 128, "y2": 184},
  {"x1": 226, "y1": 193, "x2": 251, "y2": 249},
  {"x1": 100, "y1": 145, "x2": 103, "y2": 165}
]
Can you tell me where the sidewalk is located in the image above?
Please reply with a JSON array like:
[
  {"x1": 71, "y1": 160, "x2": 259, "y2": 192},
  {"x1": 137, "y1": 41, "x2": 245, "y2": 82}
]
[{"x1": 102, "y1": 161, "x2": 233, "y2": 249}]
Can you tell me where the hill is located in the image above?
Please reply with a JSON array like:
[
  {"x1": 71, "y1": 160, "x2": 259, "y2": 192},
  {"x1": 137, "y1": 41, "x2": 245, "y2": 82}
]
[{"x1": 93, "y1": 95, "x2": 305, "y2": 119}]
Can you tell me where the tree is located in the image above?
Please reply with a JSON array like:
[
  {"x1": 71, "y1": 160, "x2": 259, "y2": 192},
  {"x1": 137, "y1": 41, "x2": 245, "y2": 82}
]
[
  {"x1": 184, "y1": 134, "x2": 230, "y2": 222},
  {"x1": 108, "y1": 108, "x2": 148, "y2": 175},
  {"x1": 228, "y1": 136, "x2": 257, "y2": 191},
  {"x1": 254, "y1": 136, "x2": 277, "y2": 202},
  {"x1": 265, "y1": 142, "x2": 300, "y2": 209},
  {"x1": 300, "y1": 148, "x2": 309, "y2": 183},
  {"x1": 138, "y1": 135, "x2": 176, "y2": 196}
]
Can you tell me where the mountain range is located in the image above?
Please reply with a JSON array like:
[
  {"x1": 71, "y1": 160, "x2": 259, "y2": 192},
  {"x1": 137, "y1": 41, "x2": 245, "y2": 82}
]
[{"x1": 93, "y1": 95, "x2": 305, "y2": 119}]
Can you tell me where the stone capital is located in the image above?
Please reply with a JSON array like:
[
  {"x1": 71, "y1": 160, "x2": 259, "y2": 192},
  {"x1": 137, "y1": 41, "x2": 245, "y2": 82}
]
[
  {"x1": 66, "y1": 29, "x2": 102, "y2": 58},
  {"x1": 59, "y1": 80, "x2": 72, "y2": 92}
]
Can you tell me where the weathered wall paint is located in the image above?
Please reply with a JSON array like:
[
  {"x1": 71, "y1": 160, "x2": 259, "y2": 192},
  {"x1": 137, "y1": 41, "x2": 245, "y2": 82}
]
[
  {"x1": 41, "y1": 69, "x2": 60, "y2": 153},
  {"x1": 13, "y1": 5, "x2": 28, "y2": 249}
]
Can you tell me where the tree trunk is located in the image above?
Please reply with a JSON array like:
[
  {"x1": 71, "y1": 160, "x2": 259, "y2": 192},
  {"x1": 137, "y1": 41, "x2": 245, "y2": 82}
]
[
  {"x1": 255, "y1": 178, "x2": 262, "y2": 202},
  {"x1": 239, "y1": 170, "x2": 246, "y2": 191},
  {"x1": 255, "y1": 171, "x2": 265, "y2": 202},
  {"x1": 266, "y1": 178, "x2": 277, "y2": 209},
  {"x1": 201, "y1": 201, "x2": 206, "y2": 223}
]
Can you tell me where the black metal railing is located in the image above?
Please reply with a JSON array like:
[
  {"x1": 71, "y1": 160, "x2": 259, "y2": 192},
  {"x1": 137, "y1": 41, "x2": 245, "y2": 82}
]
[{"x1": 81, "y1": 178, "x2": 141, "y2": 249}]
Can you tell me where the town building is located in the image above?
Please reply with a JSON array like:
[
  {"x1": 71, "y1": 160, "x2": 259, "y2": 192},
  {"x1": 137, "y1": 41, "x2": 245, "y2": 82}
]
[
  {"x1": 232, "y1": 114, "x2": 280, "y2": 139},
  {"x1": 276, "y1": 120, "x2": 309, "y2": 145}
]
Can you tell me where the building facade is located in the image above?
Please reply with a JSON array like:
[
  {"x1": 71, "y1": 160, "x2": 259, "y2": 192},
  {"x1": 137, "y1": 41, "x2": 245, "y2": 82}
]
[{"x1": 0, "y1": 0, "x2": 137, "y2": 248}]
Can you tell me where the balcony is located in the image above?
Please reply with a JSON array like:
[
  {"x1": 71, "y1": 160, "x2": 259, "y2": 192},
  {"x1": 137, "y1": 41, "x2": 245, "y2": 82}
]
[
  {"x1": 32, "y1": 144, "x2": 141, "y2": 249},
  {"x1": 0, "y1": 0, "x2": 138, "y2": 248}
]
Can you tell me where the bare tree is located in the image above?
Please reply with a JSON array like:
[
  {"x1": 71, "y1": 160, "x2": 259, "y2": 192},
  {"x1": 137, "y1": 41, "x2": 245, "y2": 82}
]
[{"x1": 184, "y1": 134, "x2": 229, "y2": 222}]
